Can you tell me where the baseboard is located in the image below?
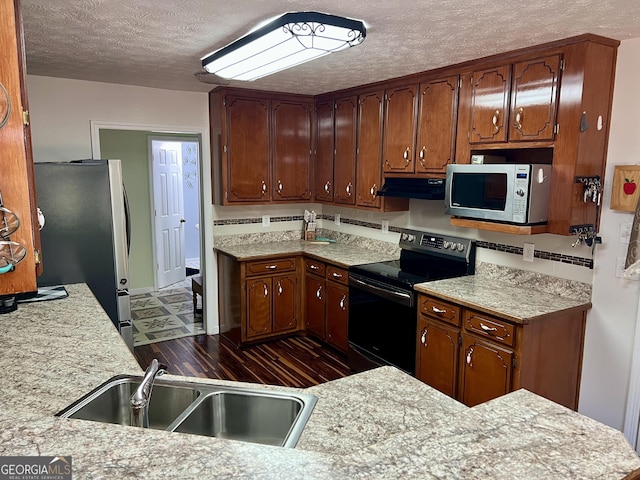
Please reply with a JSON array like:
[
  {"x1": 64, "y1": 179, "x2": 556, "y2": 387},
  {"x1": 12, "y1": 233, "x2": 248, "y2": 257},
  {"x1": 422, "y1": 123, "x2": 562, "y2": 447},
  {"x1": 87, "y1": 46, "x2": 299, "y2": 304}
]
[{"x1": 130, "y1": 286, "x2": 155, "y2": 296}]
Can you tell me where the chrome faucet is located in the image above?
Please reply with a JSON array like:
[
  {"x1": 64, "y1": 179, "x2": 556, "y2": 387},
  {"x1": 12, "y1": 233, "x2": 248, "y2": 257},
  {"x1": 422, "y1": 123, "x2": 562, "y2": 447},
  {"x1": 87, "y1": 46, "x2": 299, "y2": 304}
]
[{"x1": 130, "y1": 359, "x2": 167, "y2": 428}]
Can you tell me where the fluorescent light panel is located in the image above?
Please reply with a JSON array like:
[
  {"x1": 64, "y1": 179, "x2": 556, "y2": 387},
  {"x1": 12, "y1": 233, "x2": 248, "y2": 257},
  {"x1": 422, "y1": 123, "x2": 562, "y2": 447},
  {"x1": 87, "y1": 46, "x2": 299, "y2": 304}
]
[{"x1": 202, "y1": 12, "x2": 366, "y2": 81}]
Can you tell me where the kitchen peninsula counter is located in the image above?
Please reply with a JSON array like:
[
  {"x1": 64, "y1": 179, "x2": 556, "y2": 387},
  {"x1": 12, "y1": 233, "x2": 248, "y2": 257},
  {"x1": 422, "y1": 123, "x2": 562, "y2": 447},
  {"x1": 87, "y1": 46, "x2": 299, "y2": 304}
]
[{"x1": 0, "y1": 284, "x2": 637, "y2": 479}]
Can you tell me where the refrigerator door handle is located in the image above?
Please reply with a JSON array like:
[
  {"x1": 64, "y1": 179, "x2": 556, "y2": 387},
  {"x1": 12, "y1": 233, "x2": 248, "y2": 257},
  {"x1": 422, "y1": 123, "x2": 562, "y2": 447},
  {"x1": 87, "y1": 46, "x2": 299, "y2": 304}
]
[{"x1": 108, "y1": 160, "x2": 130, "y2": 289}]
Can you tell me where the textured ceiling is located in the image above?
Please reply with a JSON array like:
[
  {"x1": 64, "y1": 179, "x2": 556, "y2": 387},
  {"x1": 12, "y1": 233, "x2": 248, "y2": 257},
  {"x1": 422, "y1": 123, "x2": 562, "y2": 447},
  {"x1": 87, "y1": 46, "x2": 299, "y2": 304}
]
[{"x1": 21, "y1": 0, "x2": 640, "y2": 95}]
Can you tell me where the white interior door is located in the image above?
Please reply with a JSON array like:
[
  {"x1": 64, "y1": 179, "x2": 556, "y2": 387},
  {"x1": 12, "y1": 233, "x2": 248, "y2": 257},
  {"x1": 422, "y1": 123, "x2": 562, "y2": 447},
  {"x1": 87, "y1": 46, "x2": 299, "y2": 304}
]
[{"x1": 152, "y1": 140, "x2": 186, "y2": 289}]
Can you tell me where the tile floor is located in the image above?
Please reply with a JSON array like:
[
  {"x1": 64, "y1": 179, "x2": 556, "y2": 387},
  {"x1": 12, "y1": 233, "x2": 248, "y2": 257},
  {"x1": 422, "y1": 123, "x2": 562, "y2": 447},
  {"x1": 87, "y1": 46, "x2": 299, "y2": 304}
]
[{"x1": 131, "y1": 259, "x2": 205, "y2": 346}]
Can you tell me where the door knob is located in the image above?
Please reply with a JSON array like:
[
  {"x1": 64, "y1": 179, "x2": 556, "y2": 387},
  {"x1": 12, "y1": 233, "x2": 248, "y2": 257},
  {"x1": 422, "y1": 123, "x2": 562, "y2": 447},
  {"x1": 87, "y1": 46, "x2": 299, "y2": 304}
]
[{"x1": 180, "y1": 218, "x2": 186, "y2": 223}]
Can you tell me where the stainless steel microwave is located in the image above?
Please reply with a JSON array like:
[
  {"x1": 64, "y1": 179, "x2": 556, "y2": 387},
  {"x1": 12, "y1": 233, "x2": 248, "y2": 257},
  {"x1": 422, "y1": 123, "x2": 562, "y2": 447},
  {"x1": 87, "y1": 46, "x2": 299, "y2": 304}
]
[{"x1": 444, "y1": 164, "x2": 552, "y2": 225}]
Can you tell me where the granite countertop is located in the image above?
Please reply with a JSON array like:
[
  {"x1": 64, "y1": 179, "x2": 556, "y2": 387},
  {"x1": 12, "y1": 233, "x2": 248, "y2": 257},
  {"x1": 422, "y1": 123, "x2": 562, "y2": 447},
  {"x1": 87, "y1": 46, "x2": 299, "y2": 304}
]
[
  {"x1": 0, "y1": 283, "x2": 637, "y2": 479},
  {"x1": 415, "y1": 275, "x2": 592, "y2": 324},
  {"x1": 214, "y1": 239, "x2": 399, "y2": 267}
]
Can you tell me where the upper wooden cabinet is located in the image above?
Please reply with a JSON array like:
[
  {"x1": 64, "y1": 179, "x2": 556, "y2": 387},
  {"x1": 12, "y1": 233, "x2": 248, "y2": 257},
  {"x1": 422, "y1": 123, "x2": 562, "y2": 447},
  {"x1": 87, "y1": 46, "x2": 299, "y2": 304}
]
[
  {"x1": 382, "y1": 85, "x2": 418, "y2": 174},
  {"x1": 0, "y1": 0, "x2": 40, "y2": 296},
  {"x1": 333, "y1": 96, "x2": 358, "y2": 206},
  {"x1": 356, "y1": 91, "x2": 384, "y2": 208},
  {"x1": 314, "y1": 100, "x2": 334, "y2": 203},
  {"x1": 209, "y1": 87, "x2": 313, "y2": 205},
  {"x1": 467, "y1": 55, "x2": 561, "y2": 145}
]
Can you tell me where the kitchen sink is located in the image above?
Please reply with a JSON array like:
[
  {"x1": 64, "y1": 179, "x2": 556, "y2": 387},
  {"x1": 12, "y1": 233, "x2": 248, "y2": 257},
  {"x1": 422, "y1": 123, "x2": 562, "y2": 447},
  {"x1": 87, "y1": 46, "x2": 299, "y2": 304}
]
[{"x1": 57, "y1": 375, "x2": 317, "y2": 448}]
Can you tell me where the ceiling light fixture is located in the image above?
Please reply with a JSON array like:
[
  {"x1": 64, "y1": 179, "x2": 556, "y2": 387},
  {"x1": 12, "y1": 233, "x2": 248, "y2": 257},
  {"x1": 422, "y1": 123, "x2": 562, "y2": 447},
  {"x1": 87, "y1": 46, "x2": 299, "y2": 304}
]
[{"x1": 201, "y1": 12, "x2": 366, "y2": 81}]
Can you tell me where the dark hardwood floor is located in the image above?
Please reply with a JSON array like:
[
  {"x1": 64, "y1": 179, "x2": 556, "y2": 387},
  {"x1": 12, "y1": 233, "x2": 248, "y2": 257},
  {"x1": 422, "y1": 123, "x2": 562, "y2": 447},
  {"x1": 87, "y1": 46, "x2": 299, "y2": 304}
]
[{"x1": 134, "y1": 334, "x2": 352, "y2": 388}]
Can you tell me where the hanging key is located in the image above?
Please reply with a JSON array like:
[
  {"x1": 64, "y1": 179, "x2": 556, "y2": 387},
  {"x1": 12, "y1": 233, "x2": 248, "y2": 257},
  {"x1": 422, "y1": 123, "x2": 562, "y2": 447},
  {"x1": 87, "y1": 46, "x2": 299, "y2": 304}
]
[{"x1": 572, "y1": 236, "x2": 582, "y2": 248}]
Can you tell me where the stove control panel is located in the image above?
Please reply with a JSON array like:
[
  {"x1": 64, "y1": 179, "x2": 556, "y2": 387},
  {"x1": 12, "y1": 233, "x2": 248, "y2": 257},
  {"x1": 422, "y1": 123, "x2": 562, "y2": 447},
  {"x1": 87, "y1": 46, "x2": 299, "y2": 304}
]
[{"x1": 399, "y1": 229, "x2": 475, "y2": 261}]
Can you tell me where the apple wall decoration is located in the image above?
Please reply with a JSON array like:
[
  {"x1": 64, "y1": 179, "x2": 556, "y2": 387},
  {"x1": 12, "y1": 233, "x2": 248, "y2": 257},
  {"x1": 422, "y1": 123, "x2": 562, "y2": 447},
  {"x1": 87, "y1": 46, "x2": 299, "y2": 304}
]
[{"x1": 624, "y1": 178, "x2": 637, "y2": 195}]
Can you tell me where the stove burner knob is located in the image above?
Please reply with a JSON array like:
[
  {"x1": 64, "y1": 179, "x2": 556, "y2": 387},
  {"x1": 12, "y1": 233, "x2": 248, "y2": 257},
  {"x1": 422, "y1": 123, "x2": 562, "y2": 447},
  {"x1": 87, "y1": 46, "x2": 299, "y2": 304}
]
[
  {"x1": 456, "y1": 243, "x2": 465, "y2": 252},
  {"x1": 442, "y1": 241, "x2": 450, "y2": 249},
  {"x1": 407, "y1": 234, "x2": 415, "y2": 242},
  {"x1": 401, "y1": 233, "x2": 408, "y2": 241}
]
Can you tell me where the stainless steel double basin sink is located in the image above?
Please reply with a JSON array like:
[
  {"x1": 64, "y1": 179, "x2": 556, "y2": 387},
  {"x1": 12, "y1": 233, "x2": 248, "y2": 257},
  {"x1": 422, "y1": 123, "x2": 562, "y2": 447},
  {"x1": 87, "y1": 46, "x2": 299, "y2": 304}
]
[{"x1": 56, "y1": 375, "x2": 317, "y2": 448}]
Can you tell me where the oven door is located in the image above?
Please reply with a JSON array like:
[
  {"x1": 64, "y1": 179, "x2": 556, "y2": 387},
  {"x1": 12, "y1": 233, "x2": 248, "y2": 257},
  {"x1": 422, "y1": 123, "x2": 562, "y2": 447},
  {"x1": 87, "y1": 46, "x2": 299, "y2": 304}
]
[{"x1": 348, "y1": 273, "x2": 416, "y2": 375}]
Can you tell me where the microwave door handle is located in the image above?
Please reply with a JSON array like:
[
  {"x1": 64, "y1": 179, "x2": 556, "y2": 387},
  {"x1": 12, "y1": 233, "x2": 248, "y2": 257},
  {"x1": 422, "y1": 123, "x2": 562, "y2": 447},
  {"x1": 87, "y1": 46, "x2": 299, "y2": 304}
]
[{"x1": 349, "y1": 276, "x2": 413, "y2": 307}]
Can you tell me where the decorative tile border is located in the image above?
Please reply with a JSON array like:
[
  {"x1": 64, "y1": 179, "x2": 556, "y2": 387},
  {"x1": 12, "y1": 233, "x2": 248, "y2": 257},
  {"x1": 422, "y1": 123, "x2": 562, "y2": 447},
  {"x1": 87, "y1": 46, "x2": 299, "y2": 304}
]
[{"x1": 212, "y1": 214, "x2": 593, "y2": 268}]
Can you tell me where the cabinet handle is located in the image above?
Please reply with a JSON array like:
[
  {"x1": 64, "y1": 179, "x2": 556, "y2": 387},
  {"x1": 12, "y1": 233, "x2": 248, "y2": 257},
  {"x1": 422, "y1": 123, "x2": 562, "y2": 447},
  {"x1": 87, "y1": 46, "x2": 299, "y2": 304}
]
[
  {"x1": 514, "y1": 107, "x2": 524, "y2": 131},
  {"x1": 346, "y1": 182, "x2": 352, "y2": 197},
  {"x1": 431, "y1": 306, "x2": 447, "y2": 315},
  {"x1": 491, "y1": 110, "x2": 501, "y2": 133},
  {"x1": 316, "y1": 286, "x2": 323, "y2": 300},
  {"x1": 403, "y1": 147, "x2": 411, "y2": 164},
  {"x1": 276, "y1": 180, "x2": 283, "y2": 194},
  {"x1": 324, "y1": 181, "x2": 332, "y2": 194},
  {"x1": 418, "y1": 146, "x2": 427, "y2": 166},
  {"x1": 370, "y1": 183, "x2": 377, "y2": 198},
  {"x1": 420, "y1": 327, "x2": 428, "y2": 346},
  {"x1": 277, "y1": 281, "x2": 283, "y2": 295},
  {"x1": 266, "y1": 265, "x2": 278, "y2": 270},
  {"x1": 310, "y1": 264, "x2": 319, "y2": 270},
  {"x1": 466, "y1": 346, "x2": 474, "y2": 368},
  {"x1": 339, "y1": 294, "x2": 346, "y2": 310},
  {"x1": 331, "y1": 272, "x2": 342, "y2": 279},
  {"x1": 479, "y1": 322, "x2": 498, "y2": 333},
  {"x1": 261, "y1": 180, "x2": 267, "y2": 196},
  {"x1": 263, "y1": 284, "x2": 269, "y2": 297}
]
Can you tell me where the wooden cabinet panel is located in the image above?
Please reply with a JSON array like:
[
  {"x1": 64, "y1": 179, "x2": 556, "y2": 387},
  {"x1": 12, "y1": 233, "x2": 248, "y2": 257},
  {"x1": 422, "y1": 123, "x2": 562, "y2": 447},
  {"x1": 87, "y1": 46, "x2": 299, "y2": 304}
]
[
  {"x1": 463, "y1": 310, "x2": 515, "y2": 347},
  {"x1": 272, "y1": 100, "x2": 312, "y2": 201},
  {"x1": 469, "y1": 66, "x2": 511, "y2": 144},
  {"x1": 460, "y1": 336, "x2": 513, "y2": 407},
  {"x1": 416, "y1": 316, "x2": 460, "y2": 398},
  {"x1": 356, "y1": 90, "x2": 384, "y2": 208},
  {"x1": 305, "y1": 274, "x2": 326, "y2": 338},
  {"x1": 415, "y1": 76, "x2": 459, "y2": 175},
  {"x1": 508, "y1": 55, "x2": 560, "y2": 142},
  {"x1": 419, "y1": 296, "x2": 461, "y2": 326},
  {"x1": 245, "y1": 257, "x2": 296, "y2": 276},
  {"x1": 326, "y1": 282, "x2": 348, "y2": 353},
  {"x1": 224, "y1": 95, "x2": 271, "y2": 202},
  {"x1": 333, "y1": 96, "x2": 357, "y2": 205},
  {"x1": 272, "y1": 274, "x2": 298, "y2": 333},
  {"x1": 326, "y1": 265, "x2": 348, "y2": 285},
  {"x1": 304, "y1": 258, "x2": 326, "y2": 276},
  {"x1": 383, "y1": 85, "x2": 418, "y2": 173},
  {"x1": 245, "y1": 278, "x2": 272, "y2": 338},
  {"x1": 314, "y1": 100, "x2": 334, "y2": 202}
]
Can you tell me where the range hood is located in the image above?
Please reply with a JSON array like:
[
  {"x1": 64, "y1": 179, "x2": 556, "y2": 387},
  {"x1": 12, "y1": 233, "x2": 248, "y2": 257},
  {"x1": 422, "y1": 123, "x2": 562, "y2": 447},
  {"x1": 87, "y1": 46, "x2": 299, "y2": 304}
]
[{"x1": 376, "y1": 177, "x2": 445, "y2": 200}]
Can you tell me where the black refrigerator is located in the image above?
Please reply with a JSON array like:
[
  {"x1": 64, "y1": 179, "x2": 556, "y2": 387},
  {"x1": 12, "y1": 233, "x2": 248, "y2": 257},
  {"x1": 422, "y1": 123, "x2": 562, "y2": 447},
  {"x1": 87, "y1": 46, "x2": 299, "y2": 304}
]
[{"x1": 34, "y1": 160, "x2": 133, "y2": 351}]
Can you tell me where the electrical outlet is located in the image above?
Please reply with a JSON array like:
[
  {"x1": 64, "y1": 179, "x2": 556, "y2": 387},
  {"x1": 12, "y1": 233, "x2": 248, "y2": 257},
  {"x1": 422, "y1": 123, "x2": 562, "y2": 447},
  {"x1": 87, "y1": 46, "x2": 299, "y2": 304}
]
[
  {"x1": 523, "y1": 243, "x2": 535, "y2": 262},
  {"x1": 334, "y1": 213, "x2": 341, "y2": 225},
  {"x1": 262, "y1": 215, "x2": 270, "y2": 227},
  {"x1": 381, "y1": 219, "x2": 389, "y2": 233}
]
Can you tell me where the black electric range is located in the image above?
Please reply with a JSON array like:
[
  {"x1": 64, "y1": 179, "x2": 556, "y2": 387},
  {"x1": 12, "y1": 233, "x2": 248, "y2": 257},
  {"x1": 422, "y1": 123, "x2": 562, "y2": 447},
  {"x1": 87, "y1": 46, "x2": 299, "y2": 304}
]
[{"x1": 348, "y1": 230, "x2": 476, "y2": 375}]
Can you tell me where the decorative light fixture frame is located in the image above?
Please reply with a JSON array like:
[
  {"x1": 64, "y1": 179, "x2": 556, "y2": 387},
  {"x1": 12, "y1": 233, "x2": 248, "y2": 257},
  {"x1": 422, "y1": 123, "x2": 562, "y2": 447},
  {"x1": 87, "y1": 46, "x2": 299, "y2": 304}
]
[{"x1": 201, "y1": 11, "x2": 366, "y2": 81}]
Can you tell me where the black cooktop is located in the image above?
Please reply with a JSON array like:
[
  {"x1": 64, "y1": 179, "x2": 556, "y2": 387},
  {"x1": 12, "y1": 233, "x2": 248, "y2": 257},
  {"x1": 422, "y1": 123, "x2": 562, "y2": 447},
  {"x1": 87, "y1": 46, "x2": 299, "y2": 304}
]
[{"x1": 349, "y1": 230, "x2": 476, "y2": 289}]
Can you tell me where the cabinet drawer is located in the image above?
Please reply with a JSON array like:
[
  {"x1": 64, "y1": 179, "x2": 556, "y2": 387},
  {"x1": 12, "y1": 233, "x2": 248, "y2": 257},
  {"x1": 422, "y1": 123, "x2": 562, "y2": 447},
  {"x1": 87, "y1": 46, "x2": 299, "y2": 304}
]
[
  {"x1": 326, "y1": 265, "x2": 348, "y2": 285},
  {"x1": 304, "y1": 259, "x2": 326, "y2": 276},
  {"x1": 419, "y1": 296, "x2": 461, "y2": 326},
  {"x1": 245, "y1": 257, "x2": 296, "y2": 276},
  {"x1": 463, "y1": 310, "x2": 515, "y2": 347}
]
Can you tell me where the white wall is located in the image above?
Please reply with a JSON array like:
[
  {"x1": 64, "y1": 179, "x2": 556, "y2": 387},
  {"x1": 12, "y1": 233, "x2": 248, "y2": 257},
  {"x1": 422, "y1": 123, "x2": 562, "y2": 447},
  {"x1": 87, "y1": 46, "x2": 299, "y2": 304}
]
[{"x1": 578, "y1": 38, "x2": 640, "y2": 431}]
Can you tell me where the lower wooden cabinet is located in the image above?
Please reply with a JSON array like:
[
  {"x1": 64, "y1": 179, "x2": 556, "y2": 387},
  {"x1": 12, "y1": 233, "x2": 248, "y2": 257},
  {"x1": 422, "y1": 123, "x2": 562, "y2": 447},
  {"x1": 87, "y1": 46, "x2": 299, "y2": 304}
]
[
  {"x1": 304, "y1": 259, "x2": 349, "y2": 353},
  {"x1": 245, "y1": 274, "x2": 298, "y2": 338},
  {"x1": 416, "y1": 293, "x2": 587, "y2": 410}
]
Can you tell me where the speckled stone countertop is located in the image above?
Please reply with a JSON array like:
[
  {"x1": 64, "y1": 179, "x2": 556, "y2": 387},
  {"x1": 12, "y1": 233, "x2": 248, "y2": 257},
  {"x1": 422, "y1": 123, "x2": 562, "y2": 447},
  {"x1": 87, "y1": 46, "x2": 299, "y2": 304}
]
[
  {"x1": 214, "y1": 239, "x2": 399, "y2": 267},
  {"x1": 415, "y1": 275, "x2": 592, "y2": 324},
  {"x1": 0, "y1": 283, "x2": 637, "y2": 479}
]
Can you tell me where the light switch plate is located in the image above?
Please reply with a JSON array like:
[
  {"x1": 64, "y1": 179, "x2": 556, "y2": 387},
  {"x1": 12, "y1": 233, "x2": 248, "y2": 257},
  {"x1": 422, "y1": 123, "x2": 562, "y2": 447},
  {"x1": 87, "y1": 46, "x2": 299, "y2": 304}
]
[
  {"x1": 523, "y1": 243, "x2": 535, "y2": 262},
  {"x1": 381, "y1": 220, "x2": 389, "y2": 233},
  {"x1": 334, "y1": 214, "x2": 341, "y2": 225},
  {"x1": 262, "y1": 215, "x2": 270, "y2": 227},
  {"x1": 620, "y1": 221, "x2": 632, "y2": 243}
]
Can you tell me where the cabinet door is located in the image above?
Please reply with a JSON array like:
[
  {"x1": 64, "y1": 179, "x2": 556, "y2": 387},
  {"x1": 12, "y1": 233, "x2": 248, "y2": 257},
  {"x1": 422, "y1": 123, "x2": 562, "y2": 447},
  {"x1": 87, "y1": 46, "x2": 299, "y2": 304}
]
[
  {"x1": 356, "y1": 91, "x2": 384, "y2": 208},
  {"x1": 224, "y1": 95, "x2": 271, "y2": 202},
  {"x1": 326, "y1": 282, "x2": 348, "y2": 353},
  {"x1": 314, "y1": 100, "x2": 334, "y2": 202},
  {"x1": 272, "y1": 274, "x2": 298, "y2": 333},
  {"x1": 415, "y1": 76, "x2": 459, "y2": 174},
  {"x1": 305, "y1": 274, "x2": 326, "y2": 338},
  {"x1": 272, "y1": 100, "x2": 312, "y2": 201},
  {"x1": 245, "y1": 278, "x2": 272, "y2": 338},
  {"x1": 459, "y1": 336, "x2": 513, "y2": 407},
  {"x1": 416, "y1": 317, "x2": 460, "y2": 398},
  {"x1": 383, "y1": 85, "x2": 418, "y2": 173},
  {"x1": 508, "y1": 55, "x2": 561, "y2": 142},
  {"x1": 468, "y1": 66, "x2": 511, "y2": 144},
  {"x1": 333, "y1": 96, "x2": 357, "y2": 205}
]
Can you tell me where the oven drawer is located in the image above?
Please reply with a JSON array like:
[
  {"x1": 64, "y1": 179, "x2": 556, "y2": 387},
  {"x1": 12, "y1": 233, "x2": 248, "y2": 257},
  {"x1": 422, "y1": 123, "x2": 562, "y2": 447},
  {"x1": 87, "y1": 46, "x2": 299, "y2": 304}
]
[
  {"x1": 304, "y1": 259, "x2": 326, "y2": 276},
  {"x1": 245, "y1": 257, "x2": 297, "y2": 276},
  {"x1": 419, "y1": 296, "x2": 461, "y2": 327},
  {"x1": 463, "y1": 310, "x2": 515, "y2": 347},
  {"x1": 326, "y1": 265, "x2": 348, "y2": 285}
]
